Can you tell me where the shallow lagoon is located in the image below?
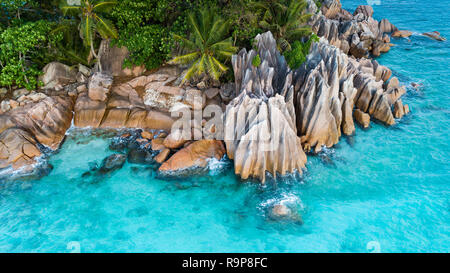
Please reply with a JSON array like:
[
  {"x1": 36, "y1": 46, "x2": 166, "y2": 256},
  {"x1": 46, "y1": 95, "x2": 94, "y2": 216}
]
[{"x1": 0, "y1": 0, "x2": 449, "y2": 252}]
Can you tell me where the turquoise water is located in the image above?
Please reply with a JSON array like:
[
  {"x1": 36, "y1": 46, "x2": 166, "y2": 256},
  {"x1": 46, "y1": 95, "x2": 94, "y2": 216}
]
[{"x1": 0, "y1": 0, "x2": 449, "y2": 253}]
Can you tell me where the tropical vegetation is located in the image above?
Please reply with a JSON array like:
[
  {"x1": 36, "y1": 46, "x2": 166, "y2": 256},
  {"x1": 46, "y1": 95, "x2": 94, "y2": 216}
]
[
  {"x1": 169, "y1": 9, "x2": 238, "y2": 83},
  {"x1": 0, "y1": 0, "x2": 317, "y2": 91}
]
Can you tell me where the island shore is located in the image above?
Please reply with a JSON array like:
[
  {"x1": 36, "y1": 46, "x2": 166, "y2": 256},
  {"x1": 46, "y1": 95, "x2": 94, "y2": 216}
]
[{"x1": 0, "y1": 1, "x2": 415, "y2": 183}]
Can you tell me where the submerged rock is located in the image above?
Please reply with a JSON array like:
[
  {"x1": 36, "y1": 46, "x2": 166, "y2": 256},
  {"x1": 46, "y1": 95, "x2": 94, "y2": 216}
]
[
  {"x1": 268, "y1": 204, "x2": 303, "y2": 224},
  {"x1": 98, "y1": 154, "x2": 126, "y2": 174},
  {"x1": 422, "y1": 31, "x2": 446, "y2": 41},
  {"x1": 127, "y1": 148, "x2": 153, "y2": 165}
]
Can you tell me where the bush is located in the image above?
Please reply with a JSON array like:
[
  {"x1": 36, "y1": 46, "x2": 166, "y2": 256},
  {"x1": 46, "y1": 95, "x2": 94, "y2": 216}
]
[
  {"x1": 0, "y1": 20, "x2": 54, "y2": 90},
  {"x1": 110, "y1": 0, "x2": 197, "y2": 70},
  {"x1": 115, "y1": 25, "x2": 171, "y2": 70},
  {"x1": 252, "y1": 54, "x2": 261, "y2": 67},
  {"x1": 284, "y1": 34, "x2": 319, "y2": 69}
]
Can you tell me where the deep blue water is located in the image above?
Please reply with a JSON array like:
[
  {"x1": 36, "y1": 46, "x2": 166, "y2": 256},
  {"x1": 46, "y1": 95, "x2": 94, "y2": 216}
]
[{"x1": 0, "y1": 0, "x2": 449, "y2": 252}]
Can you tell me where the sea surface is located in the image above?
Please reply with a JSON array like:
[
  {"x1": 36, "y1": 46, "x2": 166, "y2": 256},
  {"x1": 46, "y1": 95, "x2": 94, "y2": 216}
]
[{"x1": 0, "y1": 0, "x2": 449, "y2": 253}]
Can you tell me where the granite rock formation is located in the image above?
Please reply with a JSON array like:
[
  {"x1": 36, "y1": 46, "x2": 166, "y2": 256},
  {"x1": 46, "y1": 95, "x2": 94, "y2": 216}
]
[
  {"x1": 310, "y1": 1, "x2": 410, "y2": 58},
  {"x1": 224, "y1": 32, "x2": 307, "y2": 183},
  {"x1": 293, "y1": 38, "x2": 408, "y2": 152}
]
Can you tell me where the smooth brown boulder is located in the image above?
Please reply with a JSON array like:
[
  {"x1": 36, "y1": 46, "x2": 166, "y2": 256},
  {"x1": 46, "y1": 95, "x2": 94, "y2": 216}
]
[
  {"x1": 159, "y1": 140, "x2": 225, "y2": 172},
  {"x1": 155, "y1": 148, "x2": 170, "y2": 164},
  {"x1": 151, "y1": 138, "x2": 165, "y2": 151},
  {"x1": 40, "y1": 62, "x2": 77, "y2": 88},
  {"x1": 6, "y1": 96, "x2": 74, "y2": 150},
  {"x1": 0, "y1": 128, "x2": 41, "y2": 170},
  {"x1": 144, "y1": 110, "x2": 175, "y2": 131},
  {"x1": 392, "y1": 30, "x2": 412, "y2": 38},
  {"x1": 163, "y1": 129, "x2": 188, "y2": 149},
  {"x1": 74, "y1": 92, "x2": 106, "y2": 128},
  {"x1": 141, "y1": 131, "x2": 154, "y2": 139},
  {"x1": 379, "y1": 19, "x2": 398, "y2": 34},
  {"x1": 393, "y1": 99, "x2": 410, "y2": 119}
]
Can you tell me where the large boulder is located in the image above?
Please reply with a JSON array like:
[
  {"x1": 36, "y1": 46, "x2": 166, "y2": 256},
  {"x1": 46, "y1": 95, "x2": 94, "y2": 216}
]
[
  {"x1": 88, "y1": 72, "x2": 113, "y2": 101},
  {"x1": 379, "y1": 19, "x2": 398, "y2": 34},
  {"x1": 159, "y1": 140, "x2": 225, "y2": 172},
  {"x1": 0, "y1": 128, "x2": 41, "y2": 170},
  {"x1": 74, "y1": 92, "x2": 107, "y2": 128},
  {"x1": 3, "y1": 96, "x2": 74, "y2": 150},
  {"x1": 96, "y1": 39, "x2": 146, "y2": 77},
  {"x1": 39, "y1": 62, "x2": 77, "y2": 89}
]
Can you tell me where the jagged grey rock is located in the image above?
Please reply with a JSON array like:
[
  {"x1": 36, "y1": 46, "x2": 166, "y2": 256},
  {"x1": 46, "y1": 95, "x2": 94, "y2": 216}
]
[{"x1": 225, "y1": 32, "x2": 307, "y2": 183}]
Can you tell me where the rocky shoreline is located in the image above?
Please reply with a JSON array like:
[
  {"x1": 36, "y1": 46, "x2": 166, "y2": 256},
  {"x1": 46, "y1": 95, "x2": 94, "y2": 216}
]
[{"x1": 0, "y1": 1, "x2": 422, "y2": 184}]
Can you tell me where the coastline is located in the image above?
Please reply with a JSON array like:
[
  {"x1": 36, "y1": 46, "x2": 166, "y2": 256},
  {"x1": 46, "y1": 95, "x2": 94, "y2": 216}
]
[
  {"x1": 0, "y1": 0, "x2": 449, "y2": 253},
  {"x1": 1, "y1": 0, "x2": 413, "y2": 183}
]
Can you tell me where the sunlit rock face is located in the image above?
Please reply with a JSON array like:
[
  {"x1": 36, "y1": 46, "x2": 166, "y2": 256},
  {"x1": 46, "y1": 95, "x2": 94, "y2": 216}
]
[
  {"x1": 225, "y1": 32, "x2": 307, "y2": 183},
  {"x1": 294, "y1": 38, "x2": 357, "y2": 152},
  {"x1": 293, "y1": 38, "x2": 408, "y2": 153}
]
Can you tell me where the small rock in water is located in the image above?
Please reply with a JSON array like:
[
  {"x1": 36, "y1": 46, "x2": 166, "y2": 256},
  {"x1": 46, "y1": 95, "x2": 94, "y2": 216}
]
[
  {"x1": 268, "y1": 204, "x2": 303, "y2": 224},
  {"x1": 127, "y1": 148, "x2": 153, "y2": 164},
  {"x1": 422, "y1": 31, "x2": 446, "y2": 41},
  {"x1": 98, "y1": 154, "x2": 126, "y2": 174}
]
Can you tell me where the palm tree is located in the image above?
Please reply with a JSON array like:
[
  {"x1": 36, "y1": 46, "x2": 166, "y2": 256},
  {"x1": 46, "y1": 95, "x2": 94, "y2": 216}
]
[
  {"x1": 251, "y1": 0, "x2": 312, "y2": 52},
  {"x1": 169, "y1": 9, "x2": 238, "y2": 84},
  {"x1": 60, "y1": 0, "x2": 118, "y2": 60}
]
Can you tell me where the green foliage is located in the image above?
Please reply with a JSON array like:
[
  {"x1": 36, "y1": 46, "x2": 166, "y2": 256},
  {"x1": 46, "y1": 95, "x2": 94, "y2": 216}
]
[
  {"x1": 251, "y1": 0, "x2": 312, "y2": 52},
  {"x1": 0, "y1": 20, "x2": 54, "y2": 90},
  {"x1": 284, "y1": 34, "x2": 319, "y2": 69},
  {"x1": 314, "y1": 0, "x2": 322, "y2": 10},
  {"x1": 0, "y1": 0, "x2": 317, "y2": 88},
  {"x1": 169, "y1": 8, "x2": 238, "y2": 83},
  {"x1": 110, "y1": 0, "x2": 215, "y2": 71},
  {"x1": 116, "y1": 25, "x2": 171, "y2": 70},
  {"x1": 252, "y1": 54, "x2": 261, "y2": 67},
  {"x1": 49, "y1": 19, "x2": 92, "y2": 66}
]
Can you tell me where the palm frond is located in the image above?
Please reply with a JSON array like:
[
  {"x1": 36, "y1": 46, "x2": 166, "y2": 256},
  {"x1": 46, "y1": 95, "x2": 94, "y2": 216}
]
[
  {"x1": 94, "y1": 15, "x2": 118, "y2": 39},
  {"x1": 80, "y1": 16, "x2": 95, "y2": 47},
  {"x1": 182, "y1": 59, "x2": 201, "y2": 83},
  {"x1": 92, "y1": 0, "x2": 118, "y2": 12},
  {"x1": 210, "y1": 57, "x2": 228, "y2": 72},
  {"x1": 188, "y1": 12, "x2": 205, "y2": 44},
  {"x1": 206, "y1": 56, "x2": 221, "y2": 80},
  {"x1": 169, "y1": 52, "x2": 201, "y2": 65},
  {"x1": 173, "y1": 34, "x2": 198, "y2": 51}
]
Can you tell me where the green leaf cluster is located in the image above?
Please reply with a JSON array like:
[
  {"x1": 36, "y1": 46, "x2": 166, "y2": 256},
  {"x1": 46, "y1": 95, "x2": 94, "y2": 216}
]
[
  {"x1": 169, "y1": 8, "x2": 238, "y2": 83},
  {"x1": 284, "y1": 33, "x2": 319, "y2": 69},
  {"x1": 0, "y1": 20, "x2": 54, "y2": 90}
]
